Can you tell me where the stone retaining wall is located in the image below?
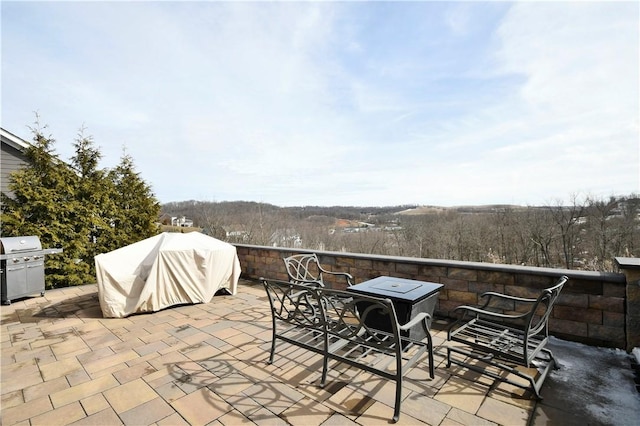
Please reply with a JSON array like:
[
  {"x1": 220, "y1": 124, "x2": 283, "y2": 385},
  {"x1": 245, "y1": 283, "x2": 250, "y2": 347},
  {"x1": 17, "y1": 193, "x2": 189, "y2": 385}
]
[{"x1": 235, "y1": 244, "x2": 629, "y2": 350}]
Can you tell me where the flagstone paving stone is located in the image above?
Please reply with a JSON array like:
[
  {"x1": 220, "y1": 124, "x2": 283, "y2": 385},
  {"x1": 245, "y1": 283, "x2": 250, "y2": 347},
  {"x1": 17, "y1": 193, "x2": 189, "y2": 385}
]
[
  {"x1": 79, "y1": 393, "x2": 110, "y2": 416},
  {"x1": 1, "y1": 390, "x2": 24, "y2": 409},
  {"x1": 171, "y1": 386, "x2": 233, "y2": 425},
  {"x1": 1, "y1": 370, "x2": 43, "y2": 394},
  {"x1": 476, "y1": 397, "x2": 531, "y2": 425},
  {"x1": 118, "y1": 397, "x2": 175, "y2": 425},
  {"x1": 1, "y1": 395, "x2": 53, "y2": 425},
  {"x1": 67, "y1": 407, "x2": 122, "y2": 426},
  {"x1": 112, "y1": 360, "x2": 157, "y2": 384},
  {"x1": 64, "y1": 368, "x2": 92, "y2": 386},
  {"x1": 30, "y1": 401, "x2": 86, "y2": 426},
  {"x1": 434, "y1": 375, "x2": 487, "y2": 414},
  {"x1": 23, "y1": 376, "x2": 70, "y2": 402},
  {"x1": 39, "y1": 357, "x2": 84, "y2": 381}
]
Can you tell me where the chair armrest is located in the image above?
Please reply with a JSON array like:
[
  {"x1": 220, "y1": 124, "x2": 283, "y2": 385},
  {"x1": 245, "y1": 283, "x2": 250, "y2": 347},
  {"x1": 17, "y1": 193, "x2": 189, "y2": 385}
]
[
  {"x1": 480, "y1": 292, "x2": 537, "y2": 304},
  {"x1": 327, "y1": 271, "x2": 354, "y2": 285},
  {"x1": 453, "y1": 305, "x2": 529, "y2": 321},
  {"x1": 399, "y1": 312, "x2": 431, "y2": 331},
  {"x1": 318, "y1": 266, "x2": 354, "y2": 286},
  {"x1": 479, "y1": 292, "x2": 537, "y2": 311}
]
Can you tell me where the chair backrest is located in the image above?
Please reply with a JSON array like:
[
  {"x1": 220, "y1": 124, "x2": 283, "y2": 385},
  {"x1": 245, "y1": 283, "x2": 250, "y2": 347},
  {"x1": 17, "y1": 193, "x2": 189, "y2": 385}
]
[
  {"x1": 527, "y1": 275, "x2": 568, "y2": 337},
  {"x1": 283, "y1": 253, "x2": 322, "y2": 283},
  {"x1": 262, "y1": 278, "x2": 321, "y2": 328}
]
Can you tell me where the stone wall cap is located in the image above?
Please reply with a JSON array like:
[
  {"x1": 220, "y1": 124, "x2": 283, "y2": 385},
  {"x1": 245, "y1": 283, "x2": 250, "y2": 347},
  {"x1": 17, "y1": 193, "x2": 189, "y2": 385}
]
[
  {"x1": 236, "y1": 244, "x2": 626, "y2": 283},
  {"x1": 615, "y1": 257, "x2": 640, "y2": 269}
]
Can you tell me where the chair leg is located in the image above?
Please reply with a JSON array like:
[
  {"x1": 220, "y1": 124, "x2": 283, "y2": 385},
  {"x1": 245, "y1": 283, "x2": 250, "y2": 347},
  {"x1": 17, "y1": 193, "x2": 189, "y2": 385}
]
[
  {"x1": 392, "y1": 377, "x2": 402, "y2": 423},
  {"x1": 320, "y1": 356, "x2": 328, "y2": 387},
  {"x1": 426, "y1": 332, "x2": 435, "y2": 378},
  {"x1": 268, "y1": 333, "x2": 276, "y2": 364},
  {"x1": 447, "y1": 346, "x2": 552, "y2": 399},
  {"x1": 545, "y1": 348, "x2": 559, "y2": 370}
]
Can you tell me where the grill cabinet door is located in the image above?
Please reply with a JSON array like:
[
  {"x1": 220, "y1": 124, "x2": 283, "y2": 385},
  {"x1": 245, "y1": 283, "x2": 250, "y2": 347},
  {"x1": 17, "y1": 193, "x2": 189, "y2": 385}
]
[
  {"x1": 6, "y1": 259, "x2": 28, "y2": 298},
  {"x1": 26, "y1": 256, "x2": 45, "y2": 294}
]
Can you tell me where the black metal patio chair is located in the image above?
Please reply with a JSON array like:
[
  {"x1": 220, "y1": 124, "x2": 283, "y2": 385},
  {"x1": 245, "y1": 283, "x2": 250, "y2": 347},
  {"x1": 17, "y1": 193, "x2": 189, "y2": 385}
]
[
  {"x1": 283, "y1": 253, "x2": 354, "y2": 288},
  {"x1": 446, "y1": 275, "x2": 568, "y2": 398}
]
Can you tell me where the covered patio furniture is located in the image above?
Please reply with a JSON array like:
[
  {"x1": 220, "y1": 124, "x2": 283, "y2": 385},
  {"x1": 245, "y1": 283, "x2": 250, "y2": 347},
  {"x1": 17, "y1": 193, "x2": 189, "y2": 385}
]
[
  {"x1": 446, "y1": 275, "x2": 568, "y2": 398},
  {"x1": 283, "y1": 253, "x2": 354, "y2": 288},
  {"x1": 95, "y1": 232, "x2": 240, "y2": 318}
]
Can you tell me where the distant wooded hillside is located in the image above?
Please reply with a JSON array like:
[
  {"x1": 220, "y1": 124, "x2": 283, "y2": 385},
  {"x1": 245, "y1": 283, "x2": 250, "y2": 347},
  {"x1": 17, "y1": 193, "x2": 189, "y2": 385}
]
[{"x1": 161, "y1": 195, "x2": 639, "y2": 272}]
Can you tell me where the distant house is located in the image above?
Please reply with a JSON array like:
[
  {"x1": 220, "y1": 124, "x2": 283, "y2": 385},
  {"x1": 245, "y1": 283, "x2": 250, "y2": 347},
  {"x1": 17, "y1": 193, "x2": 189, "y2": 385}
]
[
  {"x1": 171, "y1": 216, "x2": 194, "y2": 227},
  {"x1": 269, "y1": 228, "x2": 302, "y2": 248},
  {"x1": 226, "y1": 229, "x2": 250, "y2": 242},
  {"x1": 1, "y1": 128, "x2": 31, "y2": 198}
]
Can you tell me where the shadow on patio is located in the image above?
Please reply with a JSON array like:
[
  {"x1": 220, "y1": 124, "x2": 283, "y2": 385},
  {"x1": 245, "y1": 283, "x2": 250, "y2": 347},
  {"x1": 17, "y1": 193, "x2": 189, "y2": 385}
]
[{"x1": 1, "y1": 279, "x2": 638, "y2": 425}]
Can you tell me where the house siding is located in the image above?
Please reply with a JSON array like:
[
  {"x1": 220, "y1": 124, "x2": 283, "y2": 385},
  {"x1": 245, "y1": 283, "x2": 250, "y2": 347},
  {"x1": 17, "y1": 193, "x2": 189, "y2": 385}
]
[
  {"x1": 1, "y1": 135, "x2": 30, "y2": 197},
  {"x1": 0, "y1": 129, "x2": 29, "y2": 197}
]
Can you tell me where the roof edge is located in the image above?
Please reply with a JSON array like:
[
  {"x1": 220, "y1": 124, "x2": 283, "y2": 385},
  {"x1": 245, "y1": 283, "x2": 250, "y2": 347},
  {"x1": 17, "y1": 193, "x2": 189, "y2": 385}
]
[{"x1": 1, "y1": 128, "x2": 32, "y2": 152}]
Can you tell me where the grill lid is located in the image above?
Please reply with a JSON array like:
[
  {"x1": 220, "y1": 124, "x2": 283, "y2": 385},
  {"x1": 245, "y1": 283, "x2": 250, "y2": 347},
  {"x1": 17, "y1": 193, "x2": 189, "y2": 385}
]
[{"x1": 0, "y1": 236, "x2": 42, "y2": 254}]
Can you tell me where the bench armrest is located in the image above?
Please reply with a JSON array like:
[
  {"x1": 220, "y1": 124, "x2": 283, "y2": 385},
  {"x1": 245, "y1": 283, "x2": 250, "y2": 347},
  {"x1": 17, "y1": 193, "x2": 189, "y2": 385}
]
[{"x1": 399, "y1": 312, "x2": 431, "y2": 331}]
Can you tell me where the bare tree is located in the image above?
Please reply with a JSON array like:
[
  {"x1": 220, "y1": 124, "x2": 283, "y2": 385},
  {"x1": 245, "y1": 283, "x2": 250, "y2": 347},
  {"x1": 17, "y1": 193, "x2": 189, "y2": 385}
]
[
  {"x1": 161, "y1": 195, "x2": 638, "y2": 271},
  {"x1": 619, "y1": 195, "x2": 640, "y2": 256},
  {"x1": 400, "y1": 215, "x2": 440, "y2": 258},
  {"x1": 526, "y1": 208, "x2": 557, "y2": 267},
  {"x1": 193, "y1": 202, "x2": 227, "y2": 240},
  {"x1": 583, "y1": 195, "x2": 618, "y2": 270},
  {"x1": 548, "y1": 195, "x2": 586, "y2": 269}
]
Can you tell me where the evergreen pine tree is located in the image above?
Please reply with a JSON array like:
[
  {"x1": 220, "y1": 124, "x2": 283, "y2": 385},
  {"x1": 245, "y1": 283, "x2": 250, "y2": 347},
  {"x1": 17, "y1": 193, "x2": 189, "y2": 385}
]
[
  {"x1": 70, "y1": 128, "x2": 118, "y2": 271},
  {"x1": 109, "y1": 150, "x2": 160, "y2": 247}
]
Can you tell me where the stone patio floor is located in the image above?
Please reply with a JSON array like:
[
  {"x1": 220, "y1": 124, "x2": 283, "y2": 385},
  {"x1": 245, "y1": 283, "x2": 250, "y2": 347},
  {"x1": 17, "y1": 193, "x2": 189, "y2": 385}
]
[{"x1": 2, "y1": 279, "x2": 639, "y2": 425}]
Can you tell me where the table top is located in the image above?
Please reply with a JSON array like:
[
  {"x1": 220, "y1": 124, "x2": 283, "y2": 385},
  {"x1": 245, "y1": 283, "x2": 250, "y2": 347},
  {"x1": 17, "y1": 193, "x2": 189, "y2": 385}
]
[{"x1": 347, "y1": 276, "x2": 443, "y2": 303}]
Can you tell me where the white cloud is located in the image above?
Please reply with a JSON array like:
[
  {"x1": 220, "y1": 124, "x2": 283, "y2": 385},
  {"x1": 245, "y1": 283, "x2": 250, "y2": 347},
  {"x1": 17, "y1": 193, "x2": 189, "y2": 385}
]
[
  {"x1": 445, "y1": 3, "x2": 472, "y2": 36},
  {"x1": 496, "y1": 2, "x2": 637, "y2": 115},
  {"x1": 401, "y1": 1, "x2": 640, "y2": 206}
]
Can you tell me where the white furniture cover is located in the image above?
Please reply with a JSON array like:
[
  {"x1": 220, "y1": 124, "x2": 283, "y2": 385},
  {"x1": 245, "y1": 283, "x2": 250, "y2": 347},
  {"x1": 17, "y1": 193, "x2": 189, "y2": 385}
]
[{"x1": 95, "y1": 232, "x2": 241, "y2": 318}]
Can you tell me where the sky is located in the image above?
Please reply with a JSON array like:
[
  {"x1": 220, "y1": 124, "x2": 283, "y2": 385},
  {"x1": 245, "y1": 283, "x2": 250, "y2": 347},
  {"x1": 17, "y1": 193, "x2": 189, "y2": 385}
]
[{"x1": 1, "y1": 1, "x2": 638, "y2": 207}]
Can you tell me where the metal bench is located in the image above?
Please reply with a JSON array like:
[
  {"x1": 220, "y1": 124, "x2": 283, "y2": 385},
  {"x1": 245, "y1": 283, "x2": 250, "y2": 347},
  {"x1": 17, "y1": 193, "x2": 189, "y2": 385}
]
[
  {"x1": 283, "y1": 253, "x2": 354, "y2": 287},
  {"x1": 446, "y1": 275, "x2": 568, "y2": 398},
  {"x1": 262, "y1": 278, "x2": 434, "y2": 423}
]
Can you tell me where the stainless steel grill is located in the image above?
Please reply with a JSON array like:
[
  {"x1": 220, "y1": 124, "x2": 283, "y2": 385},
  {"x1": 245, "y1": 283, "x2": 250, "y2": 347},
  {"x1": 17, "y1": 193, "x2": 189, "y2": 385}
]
[{"x1": 0, "y1": 236, "x2": 63, "y2": 305}]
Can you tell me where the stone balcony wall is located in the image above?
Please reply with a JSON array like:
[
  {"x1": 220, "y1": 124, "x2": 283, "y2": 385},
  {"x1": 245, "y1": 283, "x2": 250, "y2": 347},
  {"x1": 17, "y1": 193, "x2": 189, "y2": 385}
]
[{"x1": 234, "y1": 244, "x2": 630, "y2": 350}]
